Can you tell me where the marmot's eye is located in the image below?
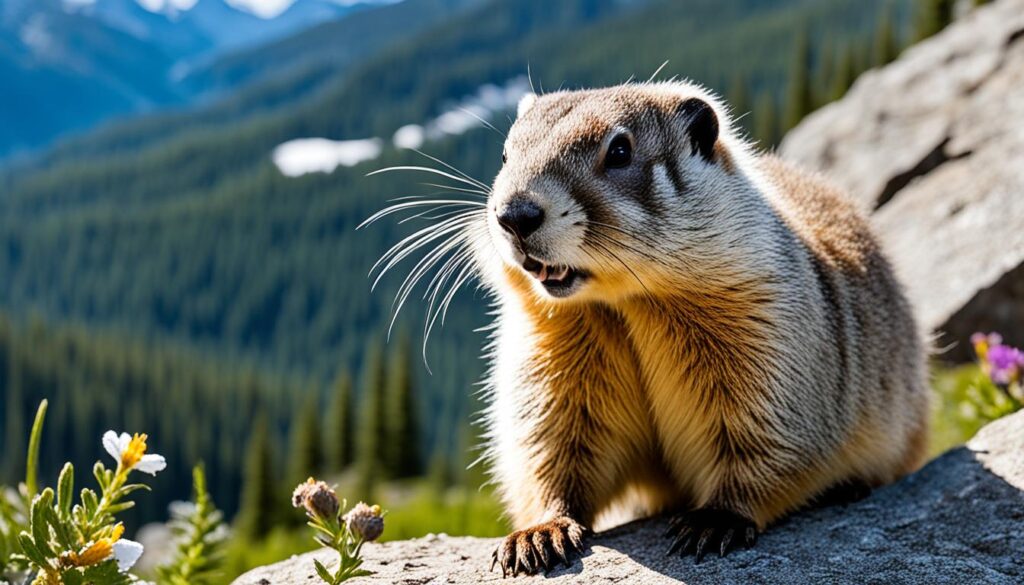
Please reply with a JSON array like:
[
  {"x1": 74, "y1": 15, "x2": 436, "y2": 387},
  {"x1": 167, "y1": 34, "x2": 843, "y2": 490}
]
[
  {"x1": 604, "y1": 135, "x2": 632, "y2": 169},
  {"x1": 502, "y1": 150, "x2": 508, "y2": 164}
]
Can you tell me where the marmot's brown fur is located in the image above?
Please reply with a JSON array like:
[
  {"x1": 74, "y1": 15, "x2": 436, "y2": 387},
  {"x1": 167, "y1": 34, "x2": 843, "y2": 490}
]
[{"x1": 372, "y1": 81, "x2": 929, "y2": 577}]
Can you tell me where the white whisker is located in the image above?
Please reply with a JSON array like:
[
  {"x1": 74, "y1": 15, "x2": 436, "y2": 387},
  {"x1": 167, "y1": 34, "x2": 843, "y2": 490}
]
[
  {"x1": 411, "y1": 150, "x2": 492, "y2": 192},
  {"x1": 367, "y1": 165, "x2": 486, "y2": 191},
  {"x1": 359, "y1": 199, "x2": 483, "y2": 229}
]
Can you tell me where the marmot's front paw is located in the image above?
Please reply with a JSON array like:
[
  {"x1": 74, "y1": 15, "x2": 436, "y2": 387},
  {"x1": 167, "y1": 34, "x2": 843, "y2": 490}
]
[
  {"x1": 490, "y1": 516, "x2": 586, "y2": 577},
  {"x1": 664, "y1": 507, "x2": 757, "y2": 562}
]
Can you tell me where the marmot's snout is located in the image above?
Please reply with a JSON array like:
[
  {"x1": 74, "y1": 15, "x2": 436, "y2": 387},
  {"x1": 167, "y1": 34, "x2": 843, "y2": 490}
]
[
  {"x1": 489, "y1": 189, "x2": 591, "y2": 299},
  {"x1": 495, "y1": 195, "x2": 545, "y2": 240}
]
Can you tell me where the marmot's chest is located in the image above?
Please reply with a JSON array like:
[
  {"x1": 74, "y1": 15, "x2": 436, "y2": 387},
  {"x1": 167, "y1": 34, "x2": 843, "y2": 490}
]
[{"x1": 615, "y1": 300, "x2": 769, "y2": 497}]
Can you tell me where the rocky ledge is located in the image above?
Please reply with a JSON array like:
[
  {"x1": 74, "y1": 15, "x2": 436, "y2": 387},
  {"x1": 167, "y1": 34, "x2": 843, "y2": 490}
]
[
  {"x1": 781, "y1": 0, "x2": 1024, "y2": 359},
  {"x1": 236, "y1": 410, "x2": 1024, "y2": 584}
]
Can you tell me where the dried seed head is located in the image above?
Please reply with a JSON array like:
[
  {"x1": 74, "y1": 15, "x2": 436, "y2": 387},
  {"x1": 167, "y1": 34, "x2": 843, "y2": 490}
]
[
  {"x1": 344, "y1": 501, "x2": 384, "y2": 542},
  {"x1": 292, "y1": 478, "x2": 340, "y2": 520}
]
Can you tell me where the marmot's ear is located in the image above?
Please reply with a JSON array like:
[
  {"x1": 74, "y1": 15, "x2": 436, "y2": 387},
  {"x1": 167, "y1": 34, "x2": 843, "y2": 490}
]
[
  {"x1": 677, "y1": 97, "x2": 719, "y2": 162},
  {"x1": 517, "y1": 93, "x2": 537, "y2": 118}
]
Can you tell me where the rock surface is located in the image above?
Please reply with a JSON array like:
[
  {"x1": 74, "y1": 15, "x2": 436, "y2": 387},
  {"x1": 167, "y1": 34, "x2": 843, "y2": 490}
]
[
  {"x1": 234, "y1": 411, "x2": 1024, "y2": 585},
  {"x1": 781, "y1": 0, "x2": 1024, "y2": 360}
]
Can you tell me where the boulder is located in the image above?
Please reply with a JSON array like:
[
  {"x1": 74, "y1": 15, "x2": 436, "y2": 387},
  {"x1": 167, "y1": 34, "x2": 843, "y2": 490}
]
[
  {"x1": 780, "y1": 0, "x2": 1024, "y2": 360},
  {"x1": 232, "y1": 410, "x2": 1024, "y2": 584}
]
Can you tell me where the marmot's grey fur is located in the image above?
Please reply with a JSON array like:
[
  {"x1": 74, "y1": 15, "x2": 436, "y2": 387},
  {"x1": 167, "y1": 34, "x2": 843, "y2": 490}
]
[{"x1": 376, "y1": 80, "x2": 929, "y2": 577}]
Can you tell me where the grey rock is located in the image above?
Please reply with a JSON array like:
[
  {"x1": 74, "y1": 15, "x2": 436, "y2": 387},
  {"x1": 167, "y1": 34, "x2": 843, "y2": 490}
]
[
  {"x1": 232, "y1": 411, "x2": 1024, "y2": 584},
  {"x1": 780, "y1": 0, "x2": 1024, "y2": 359}
]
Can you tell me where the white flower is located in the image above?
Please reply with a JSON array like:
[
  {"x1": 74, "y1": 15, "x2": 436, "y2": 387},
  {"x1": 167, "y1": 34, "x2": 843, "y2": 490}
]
[
  {"x1": 111, "y1": 538, "x2": 145, "y2": 572},
  {"x1": 102, "y1": 431, "x2": 166, "y2": 475}
]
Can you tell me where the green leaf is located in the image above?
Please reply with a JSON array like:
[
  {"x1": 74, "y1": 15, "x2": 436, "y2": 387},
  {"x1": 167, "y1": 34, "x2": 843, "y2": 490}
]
[
  {"x1": 43, "y1": 505, "x2": 77, "y2": 551},
  {"x1": 16, "y1": 531, "x2": 50, "y2": 567},
  {"x1": 58, "y1": 462, "x2": 75, "y2": 521},
  {"x1": 81, "y1": 489, "x2": 99, "y2": 517},
  {"x1": 61, "y1": 568, "x2": 85, "y2": 585},
  {"x1": 93, "y1": 461, "x2": 109, "y2": 491},
  {"x1": 114, "y1": 483, "x2": 151, "y2": 497},
  {"x1": 25, "y1": 400, "x2": 48, "y2": 498},
  {"x1": 30, "y1": 490, "x2": 56, "y2": 558},
  {"x1": 104, "y1": 501, "x2": 135, "y2": 515},
  {"x1": 313, "y1": 559, "x2": 335, "y2": 584},
  {"x1": 82, "y1": 558, "x2": 133, "y2": 585}
]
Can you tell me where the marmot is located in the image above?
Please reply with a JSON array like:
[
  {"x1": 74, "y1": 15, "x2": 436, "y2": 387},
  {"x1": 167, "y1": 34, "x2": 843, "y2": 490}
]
[{"x1": 373, "y1": 80, "x2": 930, "y2": 576}]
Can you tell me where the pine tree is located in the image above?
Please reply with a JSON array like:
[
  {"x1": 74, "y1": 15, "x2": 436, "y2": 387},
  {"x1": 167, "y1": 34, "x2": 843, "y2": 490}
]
[
  {"x1": 727, "y1": 74, "x2": 751, "y2": 135},
  {"x1": 325, "y1": 370, "x2": 354, "y2": 471},
  {"x1": 783, "y1": 27, "x2": 815, "y2": 132},
  {"x1": 2, "y1": 352, "x2": 25, "y2": 482},
  {"x1": 753, "y1": 92, "x2": 780, "y2": 149},
  {"x1": 385, "y1": 334, "x2": 421, "y2": 479},
  {"x1": 873, "y1": 7, "x2": 900, "y2": 67},
  {"x1": 831, "y1": 44, "x2": 858, "y2": 101},
  {"x1": 235, "y1": 414, "x2": 277, "y2": 539},
  {"x1": 286, "y1": 392, "x2": 324, "y2": 485},
  {"x1": 914, "y1": 0, "x2": 954, "y2": 42},
  {"x1": 812, "y1": 41, "x2": 835, "y2": 109},
  {"x1": 355, "y1": 342, "x2": 387, "y2": 499}
]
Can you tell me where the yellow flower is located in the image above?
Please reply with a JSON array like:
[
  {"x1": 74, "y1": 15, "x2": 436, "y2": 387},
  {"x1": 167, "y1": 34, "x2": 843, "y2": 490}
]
[
  {"x1": 102, "y1": 431, "x2": 166, "y2": 475},
  {"x1": 66, "y1": 523, "x2": 144, "y2": 572},
  {"x1": 68, "y1": 540, "x2": 113, "y2": 567},
  {"x1": 67, "y1": 525, "x2": 123, "y2": 568}
]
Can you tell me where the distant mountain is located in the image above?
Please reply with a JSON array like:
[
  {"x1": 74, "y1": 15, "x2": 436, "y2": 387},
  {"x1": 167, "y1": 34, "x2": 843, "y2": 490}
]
[
  {"x1": 0, "y1": 0, "x2": 185, "y2": 156},
  {"x1": 181, "y1": 0, "x2": 479, "y2": 93},
  {"x1": 0, "y1": 0, "x2": 398, "y2": 158},
  {"x1": 78, "y1": 0, "x2": 395, "y2": 60}
]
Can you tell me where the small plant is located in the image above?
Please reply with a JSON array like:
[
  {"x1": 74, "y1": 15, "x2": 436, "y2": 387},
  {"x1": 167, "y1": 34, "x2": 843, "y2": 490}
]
[
  {"x1": 155, "y1": 465, "x2": 228, "y2": 585},
  {"x1": 966, "y1": 332, "x2": 1024, "y2": 418},
  {"x1": 0, "y1": 400, "x2": 163, "y2": 585},
  {"x1": 1, "y1": 400, "x2": 226, "y2": 585},
  {"x1": 292, "y1": 478, "x2": 384, "y2": 584}
]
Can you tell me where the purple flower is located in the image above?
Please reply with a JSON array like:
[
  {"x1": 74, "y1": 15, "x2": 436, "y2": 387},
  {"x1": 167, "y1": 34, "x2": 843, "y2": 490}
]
[
  {"x1": 971, "y1": 332, "x2": 1003, "y2": 360},
  {"x1": 985, "y1": 343, "x2": 1024, "y2": 386}
]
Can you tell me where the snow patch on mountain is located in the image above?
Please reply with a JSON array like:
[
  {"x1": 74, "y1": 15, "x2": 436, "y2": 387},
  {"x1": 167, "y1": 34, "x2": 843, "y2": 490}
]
[
  {"x1": 273, "y1": 137, "x2": 383, "y2": 176},
  {"x1": 391, "y1": 76, "x2": 530, "y2": 149},
  {"x1": 274, "y1": 77, "x2": 529, "y2": 177}
]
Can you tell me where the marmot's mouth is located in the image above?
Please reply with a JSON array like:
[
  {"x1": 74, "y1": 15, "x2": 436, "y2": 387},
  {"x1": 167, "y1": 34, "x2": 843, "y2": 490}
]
[{"x1": 521, "y1": 255, "x2": 588, "y2": 297}]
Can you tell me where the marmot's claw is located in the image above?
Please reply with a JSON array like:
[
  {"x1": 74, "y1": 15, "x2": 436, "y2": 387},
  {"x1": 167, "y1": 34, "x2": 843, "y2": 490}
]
[
  {"x1": 490, "y1": 516, "x2": 586, "y2": 577},
  {"x1": 663, "y1": 508, "x2": 757, "y2": 561}
]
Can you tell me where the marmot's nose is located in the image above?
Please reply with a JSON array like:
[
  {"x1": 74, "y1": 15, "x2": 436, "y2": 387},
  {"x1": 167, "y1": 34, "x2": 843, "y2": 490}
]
[{"x1": 496, "y1": 197, "x2": 545, "y2": 239}]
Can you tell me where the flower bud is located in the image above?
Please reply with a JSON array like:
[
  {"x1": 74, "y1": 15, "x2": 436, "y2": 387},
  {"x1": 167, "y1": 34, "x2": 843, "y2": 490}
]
[
  {"x1": 292, "y1": 478, "x2": 340, "y2": 520},
  {"x1": 344, "y1": 501, "x2": 384, "y2": 542}
]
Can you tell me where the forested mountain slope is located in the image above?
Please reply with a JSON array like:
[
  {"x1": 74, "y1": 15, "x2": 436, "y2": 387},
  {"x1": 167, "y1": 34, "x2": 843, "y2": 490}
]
[{"x1": 0, "y1": 0, "x2": 907, "y2": 524}]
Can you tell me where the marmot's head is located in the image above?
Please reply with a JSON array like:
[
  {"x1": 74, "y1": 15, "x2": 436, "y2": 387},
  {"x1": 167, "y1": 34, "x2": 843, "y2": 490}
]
[{"x1": 485, "y1": 82, "x2": 755, "y2": 303}]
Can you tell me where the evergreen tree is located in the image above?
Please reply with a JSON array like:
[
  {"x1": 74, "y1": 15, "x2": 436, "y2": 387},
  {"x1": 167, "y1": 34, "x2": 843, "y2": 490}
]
[
  {"x1": 385, "y1": 334, "x2": 422, "y2": 479},
  {"x1": 286, "y1": 392, "x2": 324, "y2": 485},
  {"x1": 914, "y1": 0, "x2": 954, "y2": 42},
  {"x1": 727, "y1": 74, "x2": 751, "y2": 135},
  {"x1": 325, "y1": 370, "x2": 355, "y2": 471},
  {"x1": 812, "y1": 41, "x2": 835, "y2": 109},
  {"x1": 831, "y1": 44, "x2": 858, "y2": 101},
  {"x1": 873, "y1": 7, "x2": 900, "y2": 67},
  {"x1": 427, "y1": 443, "x2": 454, "y2": 496},
  {"x1": 783, "y1": 27, "x2": 815, "y2": 132},
  {"x1": 2, "y1": 353, "x2": 25, "y2": 482},
  {"x1": 753, "y1": 92, "x2": 780, "y2": 149},
  {"x1": 235, "y1": 414, "x2": 277, "y2": 539},
  {"x1": 355, "y1": 342, "x2": 387, "y2": 499}
]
